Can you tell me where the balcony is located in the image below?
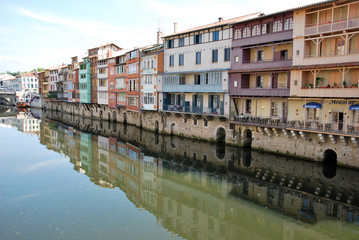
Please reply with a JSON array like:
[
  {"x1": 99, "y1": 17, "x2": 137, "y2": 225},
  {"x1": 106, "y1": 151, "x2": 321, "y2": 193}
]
[
  {"x1": 162, "y1": 84, "x2": 223, "y2": 93},
  {"x1": 230, "y1": 116, "x2": 359, "y2": 137},
  {"x1": 234, "y1": 86, "x2": 290, "y2": 97},
  {"x1": 163, "y1": 104, "x2": 224, "y2": 116},
  {"x1": 305, "y1": 17, "x2": 359, "y2": 36},
  {"x1": 241, "y1": 58, "x2": 292, "y2": 70}
]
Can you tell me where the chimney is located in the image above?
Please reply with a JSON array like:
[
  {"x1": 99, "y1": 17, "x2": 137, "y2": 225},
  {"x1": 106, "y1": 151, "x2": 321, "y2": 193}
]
[
  {"x1": 157, "y1": 31, "x2": 163, "y2": 44},
  {"x1": 218, "y1": 17, "x2": 223, "y2": 22},
  {"x1": 174, "y1": 22, "x2": 178, "y2": 33}
]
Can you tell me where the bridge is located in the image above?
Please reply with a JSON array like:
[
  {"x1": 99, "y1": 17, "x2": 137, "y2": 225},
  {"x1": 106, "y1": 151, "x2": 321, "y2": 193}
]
[{"x1": 0, "y1": 92, "x2": 16, "y2": 106}]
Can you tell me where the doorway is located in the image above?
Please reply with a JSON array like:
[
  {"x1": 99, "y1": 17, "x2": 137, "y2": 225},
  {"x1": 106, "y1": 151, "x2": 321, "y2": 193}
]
[{"x1": 333, "y1": 112, "x2": 344, "y2": 131}]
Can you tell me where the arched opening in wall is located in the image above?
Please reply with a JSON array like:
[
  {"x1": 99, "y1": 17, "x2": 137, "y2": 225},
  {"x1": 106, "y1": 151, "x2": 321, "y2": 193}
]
[
  {"x1": 91, "y1": 110, "x2": 94, "y2": 118},
  {"x1": 216, "y1": 127, "x2": 226, "y2": 143},
  {"x1": 170, "y1": 123, "x2": 177, "y2": 135},
  {"x1": 155, "y1": 120, "x2": 159, "y2": 133},
  {"x1": 112, "y1": 111, "x2": 117, "y2": 122},
  {"x1": 123, "y1": 112, "x2": 127, "y2": 124},
  {"x1": 215, "y1": 144, "x2": 225, "y2": 160},
  {"x1": 113, "y1": 122, "x2": 117, "y2": 132},
  {"x1": 107, "y1": 120, "x2": 111, "y2": 130},
  {"x1": 242, "y1": 147, "x2": 252, "y2": 167},
  {"x1": 99, "y1": 110, "x2": 103, "y2": 119},
  {"x1": 243, "y1": 129, "x2": 252, "y2": 148},
  {"x1": 323, "y1": 149, "x2": 337, "y2": 179},
  {"x1": 108, "y1": 112, "x2": 111, "y2": 122},
  {"x1": 56, "y1": 106, "x2": 58, "y2": 112},
  {"x1": 100, "y1": 121, "x2": 103, "y2": 130}
]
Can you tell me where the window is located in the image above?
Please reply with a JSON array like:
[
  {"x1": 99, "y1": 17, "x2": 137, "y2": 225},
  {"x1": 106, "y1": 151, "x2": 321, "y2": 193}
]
[
  {"x1": 243, "y1": 27, "x2": 251, "y2": 38},
  {"x1": 307, "y1": 108, "x2": 321, "y2": 121},
  {"x1": 116, "y1": 65, "x2": 125, "y2": 74},
  {"x1": 99, "y1": 79, "x2": 107, "y2": 87},
  {"x1": 169, "y1": 55, "x2": 174, "y2": 66},
  {"x1": 179, "y1": 54, "x2": 184, "y2": 66},
  {"x1": 257, "y1": 50, "x2": 264, "y2": 61},
  {"x1": 196, "y1": 52, "x2": 201, "y2": 64},
  {"x1": 194, "y1": 75, "x2": 201, "y2": 85},
  {"x1": 212, "y1": 49, "x2": 218, "y2": 62},
  {"x1": 143, "y1": 75, "x2": 153, "y2": 84},
  {"x1": 194, "y1": 34, "x2": 202, "y2": 44},
  {"x1": 129, "y1": 51, "x2": 137, "y2": 59},
  {"x1": 98, "y1": 68, "x2": 107, "y2": 75},
  {"x1": 110, "y1": 82, "x2": 115, "y2": 90},
  {"x1": 179, "y1": 75, "x2": 186, "y2": 85},
  {"x1": 271, "y1": 101, "x2": 279, "y2": 117},
  {"x1": 280, "y1": 50, "x2": 288, "y2": 60},
  {"x1": 212, "y1": 31, "x2": 219, "y2": 41},
  {"x1": 128, "y1": 79, "x2": 137, "y2": 91},
  {"x1": 167, "y1": 39, "x2": 174, "y2": 49},
  {"x1": 224, "y1": 48, "x2": 230, "y2": 61},
  {"x1": 245, "y1": 99, "x2": 252, "y2": 113},
  {"x1": 117, "y1": 93, "x2": 126, "y2": 102},
  {"x1": 115, "y1": 78, "x2": 125, "y2": 89},
  {"x1": 179, "y1": 37, "x2": 184, "y2": 47},
  {"x1": 336, "y1": 38, "x2": 345, "y2": 55},
  {"x1": 128, "y1": 96, "x2": 137, "y2": 106},
  {"x1": 284, "y1": 18, "x2": 293, "y2": 30},
  {"x1": 143, "y1": 92, "x2": 154, "y2": 104},
  {"x1": 256, "y1": 75, "x2": 263, "y2": 88},
  {"x1": 128, "y1": 64, "x2": 137, "y2": 74},
  {"x1": 252, "y1": 25, "x2": 261, "y2": 36},
  {"x1": 234, "y1": 28, "x2": 242, "y2": 39},
  {"x1": 273, "y1": 20, "x2": 283, "y2": 32}
]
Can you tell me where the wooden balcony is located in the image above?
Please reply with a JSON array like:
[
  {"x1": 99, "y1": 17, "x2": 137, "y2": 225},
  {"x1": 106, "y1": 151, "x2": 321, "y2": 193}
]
[{"x1": 305, "y1": 18, "x2": 359, "y2": 36}]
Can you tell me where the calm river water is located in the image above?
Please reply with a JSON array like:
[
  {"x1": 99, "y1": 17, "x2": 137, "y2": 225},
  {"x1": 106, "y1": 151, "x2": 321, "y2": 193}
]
[{"x1": 0, "y1": 107, "x2": 359, "y2": 240}]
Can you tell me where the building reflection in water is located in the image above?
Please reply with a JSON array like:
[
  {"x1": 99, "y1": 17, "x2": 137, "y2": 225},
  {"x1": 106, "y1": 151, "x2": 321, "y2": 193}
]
[{"x1": 2, "y1": 108, "x2": 359, "y2": 239}]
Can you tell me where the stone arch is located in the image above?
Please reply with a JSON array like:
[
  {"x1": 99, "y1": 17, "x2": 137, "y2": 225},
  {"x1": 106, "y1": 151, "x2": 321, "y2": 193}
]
[
  {"x1": 155, "y1": 120, "x2": 159, "y2": 133},
  {"x1": 170, "y1": 122, "x2": 178, "y2": 135},
  {"x1": 112, "y1": 111, "x2": 117, "y2": 122},
  {"x1": 243, "y1": 129, "x2": 252, "y2": 148},
  {"x1": 216, "y1": 127, "x2": 226, "y2": 143},
  {"x1": 108, "y1": 112, "x2": 111, "y2": 121},
  {"x1": 123, "y1": 112, "x2": 127, "y2": 124},
  {"x1": 99, "y1": 110, "x2": 103, "y2": 119},
  {"x1": 90, "y1": 110, "x2": 94, "y2": 118},
  {"x1": 323, "y1": 149, "x2": 337, "y2": 179}
]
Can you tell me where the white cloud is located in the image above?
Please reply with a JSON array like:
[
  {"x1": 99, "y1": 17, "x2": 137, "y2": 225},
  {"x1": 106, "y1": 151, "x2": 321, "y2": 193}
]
[{"x1": 21, "y1": 158, "x2": 68, "y2": 173}]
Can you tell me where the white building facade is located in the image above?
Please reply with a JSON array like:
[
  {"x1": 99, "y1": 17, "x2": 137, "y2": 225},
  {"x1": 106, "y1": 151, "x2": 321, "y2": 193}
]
[
  {"x1": 160, "y1": 14, "x2": 260, "y2": 118},
  {"x1": 140, "y1": 45, "x2": 163, "y2": 111}
]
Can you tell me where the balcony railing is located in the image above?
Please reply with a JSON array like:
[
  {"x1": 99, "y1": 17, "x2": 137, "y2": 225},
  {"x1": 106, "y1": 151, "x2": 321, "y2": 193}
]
[
  {"x1": 230, "y1": 115, "x2": 359, "y2": 136},
  {"x1": 305, "y1": 17, "x2": 359, "y2": 36},
  {"x1": 162, "y1": 84, "x2": 223, "y2": 93},
  {"x1": 163, "y1": 104, "x2": 224, "y2": 116}
]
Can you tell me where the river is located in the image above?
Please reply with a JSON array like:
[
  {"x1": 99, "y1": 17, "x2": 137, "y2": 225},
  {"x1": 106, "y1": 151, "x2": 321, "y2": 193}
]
[{"x1": 0, "y1": 106, "x2": 358, "y2": 240}]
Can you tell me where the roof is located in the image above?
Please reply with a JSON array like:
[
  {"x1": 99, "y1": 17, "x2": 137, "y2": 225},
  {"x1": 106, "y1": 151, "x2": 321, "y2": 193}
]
[
  {"x1": 163, "y1": 0, "x2": 337, "y2": 38},
  {"x1": 0, "y1": 74, "x2": 16, "y2": 81},
  {"x1": 142, "y1": 44, "x2": 163, "y2": 53},
  {"x1": 88, "y1": 43, "x2": 122, "y2": 51},
  {"x1": 163, "y1": 12, "x2": 261, "y2": 38},
  {"x1": 236, "y1": 0, "x2": 337, "y2": 24}
]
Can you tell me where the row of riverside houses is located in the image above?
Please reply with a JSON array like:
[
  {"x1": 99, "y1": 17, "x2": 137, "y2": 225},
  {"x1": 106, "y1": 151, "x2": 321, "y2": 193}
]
[{"x1": 40, "y1": 0, "x2": 359, "y2": 138}]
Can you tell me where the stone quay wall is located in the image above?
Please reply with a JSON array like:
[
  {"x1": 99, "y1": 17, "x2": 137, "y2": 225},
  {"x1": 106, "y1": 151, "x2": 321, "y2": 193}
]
[{"x1": 44, "y1": 100, "x2": 359, "y2": 169}]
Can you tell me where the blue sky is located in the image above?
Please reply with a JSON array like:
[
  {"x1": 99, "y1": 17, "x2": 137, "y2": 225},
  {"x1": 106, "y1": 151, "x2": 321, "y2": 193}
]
[{"x1": 0, "y1": 0, "x2": 317, "y2": 72}]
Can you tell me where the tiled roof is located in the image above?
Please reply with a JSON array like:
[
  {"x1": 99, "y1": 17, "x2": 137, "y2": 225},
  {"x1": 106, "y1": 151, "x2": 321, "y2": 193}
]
[{"x1": 164, "y1": 12, "x2": 261, "y2": 38}]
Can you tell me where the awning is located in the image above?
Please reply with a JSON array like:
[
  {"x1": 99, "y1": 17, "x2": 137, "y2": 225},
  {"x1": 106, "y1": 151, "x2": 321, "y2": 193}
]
[
  {"x1": 349, "y1": 104, "x2": 359, "y2": 110},
  {"x1": 303, "y1": 102, "x2": 322, "y2": 109}
]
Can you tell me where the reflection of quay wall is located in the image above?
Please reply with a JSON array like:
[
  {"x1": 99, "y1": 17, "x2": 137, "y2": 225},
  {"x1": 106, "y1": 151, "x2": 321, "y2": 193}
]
[
  {"x1": 42, "y1": 112, "x2": 359, "y2": 206},
  {"x1": 38, "y1": 119, "x2": 359, "y2": 240},
  {"x1": 45, "y1": 101, "x2": 359, "y2": 169}
]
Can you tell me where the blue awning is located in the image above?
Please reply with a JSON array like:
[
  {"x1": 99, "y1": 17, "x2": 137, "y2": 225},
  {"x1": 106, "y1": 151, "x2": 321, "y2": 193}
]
[
  {"x1": 349, "y1": 104, "x2": 359, "y2": 110},
  {"x1": 303, "y1": 102, "x2": 322, "y2": 109}
]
